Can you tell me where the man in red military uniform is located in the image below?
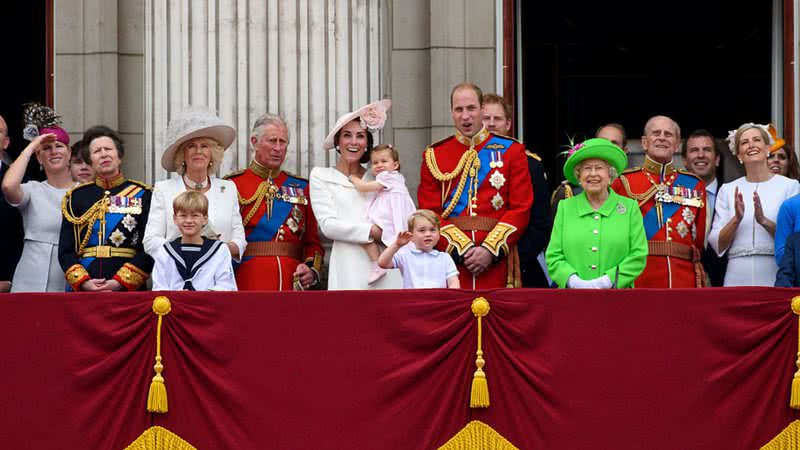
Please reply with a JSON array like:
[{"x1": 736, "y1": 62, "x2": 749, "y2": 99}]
[
  {"x1": 612, "y1": 115, "x2": 707, "y2": 287},
  {"x1": 225, "y1": 114, "x2": 323, "y2": 290},
  {"x1": 418, "y1": 83, "x2": 533, "y2": 289}
]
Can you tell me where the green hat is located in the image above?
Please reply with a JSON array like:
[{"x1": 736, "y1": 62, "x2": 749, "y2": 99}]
[{"x1": 562, "y1": 138, "x2": 627, "y2": 185}]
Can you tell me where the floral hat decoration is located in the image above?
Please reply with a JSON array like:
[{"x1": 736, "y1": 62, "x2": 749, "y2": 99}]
[
  {"x1": 322, "y1": 99, "x2": 391, "y2": 150},
  {"x1": 22, "y1": 102, "x2": 70, "y2": 145},
  {"x1": 562, "y1": 138, "x2": 627, "y2": 185},
  {"x1": 725, "y1": 123, "x2": 774, "y2": 156},
  {"x1": 767, "y1": 123, "x2": 786, "y2": 152}
]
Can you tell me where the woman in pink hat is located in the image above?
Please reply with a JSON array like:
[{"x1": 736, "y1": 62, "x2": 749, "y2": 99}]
[
  {"x1": 309, "y1": 100, "x2": 403, "y2": 290},
  {"x1": 1, "y1": 103, "x2": 77, "y2": 292}
]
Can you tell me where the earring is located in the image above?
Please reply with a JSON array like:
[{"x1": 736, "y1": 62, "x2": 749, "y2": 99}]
[
  {"x1": 738, "y1": 159, "x2": 743, "y2": 164},
  {"x1": 208, "y1": 161, "x2": 213, "y2": 168}
]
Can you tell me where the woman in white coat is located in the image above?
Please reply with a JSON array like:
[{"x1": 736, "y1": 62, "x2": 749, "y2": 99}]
[
  {"x1": 310, "y1": 100, "x2": 402, "y2": 290},
  {"x1": 144, "y1": 107, "x2": 247, "y2": 260}
]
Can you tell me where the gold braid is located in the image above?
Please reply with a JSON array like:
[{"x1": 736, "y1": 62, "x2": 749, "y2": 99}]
[
  {"x1": 238, "y1": 181, "x2": 270, "y2": 226},
  {"x1": 61, "y1": 192, "x2": 109, "y2": 255},
  {"x1": 424, "y1": 149, "x2": 480, "y2": 219}
]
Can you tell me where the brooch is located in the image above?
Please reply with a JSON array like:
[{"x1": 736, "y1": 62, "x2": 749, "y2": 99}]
[{"x1": 616, "y1": 202, "x2": 626, "y2": 215}]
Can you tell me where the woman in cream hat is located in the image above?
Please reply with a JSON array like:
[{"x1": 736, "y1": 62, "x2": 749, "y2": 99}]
[
  {"x1": 309, "y1": 99, "x2": 403, "y2": 290},
  {"x1": 143, "y1": 106, "x2": 246, "y2": 260}
]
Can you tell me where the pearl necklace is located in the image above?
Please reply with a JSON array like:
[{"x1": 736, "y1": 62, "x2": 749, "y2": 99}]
[{"x1": 183, "y1": 175, "x2": 209, "y2": 190}]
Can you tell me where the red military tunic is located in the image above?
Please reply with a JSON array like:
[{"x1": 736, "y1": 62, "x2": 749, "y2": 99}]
[
  {"x1": 418, "y1": 127, "x2": 533, "y2": 289},
  {"x1": 226, "y1": 161, "x2": 323, "y2": 291},
  {"x1": 611, "y1": 156, "x2": 707, "y2": 288}
]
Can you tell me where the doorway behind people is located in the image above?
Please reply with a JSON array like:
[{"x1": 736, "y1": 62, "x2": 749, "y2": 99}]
[
  {"x1": 519, "y1": 1, "x2": 773, "y2": 187},
  {"x1": 0, "y1": 1, "x2": 50, "y2": 178}
]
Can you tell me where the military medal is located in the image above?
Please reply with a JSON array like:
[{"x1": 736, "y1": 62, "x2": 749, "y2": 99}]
[
  {"x1": 491, "y1": 193, "x2": 504, "y2": 210},
  {"x1": 109, "y1": 229, "x2": 126, "y2": 247},
  {"x1": 292, "y1": 205, "x2": 303, "y2": 223},
  {"x1": 489, "y1": 171, "x2": 506, "y2": 190},
  {"x1": 682, "y1": 208, "x2": 695, "y2": 225},
  {"x1": 131, "y1": 231, "x2": 140, "y2": 246},
  {"x1": 286, "y1": 217, "x2": 300, "y2": 233},
  {"x1": 676, "y1": 221, "x2": 689, "y2": 238},
  {"x1": 122, "y1": 214, "x2": 137, "y2": 232}
]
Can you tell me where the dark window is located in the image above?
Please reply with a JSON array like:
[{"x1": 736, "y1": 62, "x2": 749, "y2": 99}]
[{"x1": 520, "y1": 1, "x2": 773, "y2": 184}]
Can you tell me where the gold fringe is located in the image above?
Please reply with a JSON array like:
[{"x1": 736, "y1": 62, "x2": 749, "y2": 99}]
[
  {"x1": 791, "y1": 297, "x2": 800, "y2": 409},
  {"x1": 124, "y1": 426, "x2": 197, "y2": 450},
  {"x1": 759, "y1": 420, "x2": 800, "y2": 450},
  {"x1": 505, "y1": 246, "x2": 521, "y2": 288},
  {"x1": 470, "y1": 297, "x2": 491, "y2": 408},
  {"x1": 436, "y1": 421, "x2": 519, "y2": 450},
  {"x1": 147, "y1": 296, "x2": 172, "y2": 414}
]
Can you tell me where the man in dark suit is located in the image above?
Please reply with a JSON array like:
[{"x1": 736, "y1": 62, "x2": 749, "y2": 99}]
[
  {"x1": 682, "y1": 129, "x2": 726, "y2": 286},
  {"x1": 482, "y1": 93, "x2": 552, "y2": 287},
  {"x1": 0, "y1": 115, "x2": 25, "y2": 292}
]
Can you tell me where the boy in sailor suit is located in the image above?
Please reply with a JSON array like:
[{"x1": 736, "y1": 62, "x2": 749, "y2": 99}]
[{"x1": 152, "y1": 191, "x2": 237, "y2": 291}]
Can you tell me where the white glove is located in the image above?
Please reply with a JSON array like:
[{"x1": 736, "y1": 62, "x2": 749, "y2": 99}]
[
  {"x1": 586, "y1": 275, "x2": 613, "y2": 289},
  {"x1": 567, "y1": 274, "x2": 589, "y2": 289}
]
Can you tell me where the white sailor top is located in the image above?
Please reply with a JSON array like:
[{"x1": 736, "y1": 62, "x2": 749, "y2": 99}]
[{"x1": 152, "y1": 237, "x2": 237, "y2": 291}]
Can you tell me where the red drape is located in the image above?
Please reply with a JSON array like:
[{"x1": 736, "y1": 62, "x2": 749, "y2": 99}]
[{"x1": 0, "y1": 287, "x2": 799, "y2": 449}]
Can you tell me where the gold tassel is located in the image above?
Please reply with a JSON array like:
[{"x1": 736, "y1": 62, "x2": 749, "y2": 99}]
[
  {"x1": 791, "y1": 297, "x2": 800, "y2": 409},
  {"x1": 147, "y1": 296, "x2": 172, "y2": 414},
  {"x1": 470, "y1": 297, "x2": 491, "y2": 408}
]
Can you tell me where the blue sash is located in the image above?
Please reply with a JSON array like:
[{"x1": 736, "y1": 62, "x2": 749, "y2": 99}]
[
  {"x1": 241, "y1": 176, "x2": 308, "y2": 265},
  {"x1": 642, "y1": 173, "x2": 700, "y2": 240},
  {"x1": 79, "y1": 189, "x2": 146, "y2": 268},
  {"x1": 444, "y1": 136, "x2": 513, "y2": 217}
]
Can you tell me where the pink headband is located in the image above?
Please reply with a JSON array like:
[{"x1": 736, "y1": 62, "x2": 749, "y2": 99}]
[{"x1": 40, "y1": 126, "x2": 70, "y2": 146}]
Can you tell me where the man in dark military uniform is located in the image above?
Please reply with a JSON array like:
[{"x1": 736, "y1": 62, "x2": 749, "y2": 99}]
[{"x1": 59, "y1": 126, "x2": 153, "y2": 291}]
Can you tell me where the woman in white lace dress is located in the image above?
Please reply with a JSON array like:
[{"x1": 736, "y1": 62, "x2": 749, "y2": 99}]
[{"x1": 709, "y1": 123, "x2": 800, "y2": 286}]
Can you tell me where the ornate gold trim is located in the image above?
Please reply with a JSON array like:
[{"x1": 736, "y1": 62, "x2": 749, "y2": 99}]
[
  {"x1": 642, "y1": 156, "x2": 675, "y2": 176},
  {"x1": 759, "y1": 420, "x2": 800, "y2": 449},
  {"x1": 249, "y1": 160, "x2": 282, "y2": 180},
  {"x1": 455, "y1": 127, "x2": 490, "y2": 147},
  {"x1": 65, "y1": 264, "x2": 90, "y2": 291},
  {"x1": 482, "y1": 222, "x2": 517, "y2": 256},
  {"x1": 440, "y1": 224, "x2": 474, "y2": 256},
  {"x1": 436, "y1": 421, "x2": 519, "y2": 450},
  {"x1": 95, "y1": 173, "x2": 126, "y2": 189},
  {"x1": 115, "y1": 263, "x2": 149, "y2": 290},
  {"x1": 124, "y1": 426, "x2": 196, "y2": 450}
]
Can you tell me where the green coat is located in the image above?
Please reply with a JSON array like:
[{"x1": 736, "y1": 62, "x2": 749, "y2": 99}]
[{"x1": 546, "y1": 190, "x2": 647, "y2": 288}]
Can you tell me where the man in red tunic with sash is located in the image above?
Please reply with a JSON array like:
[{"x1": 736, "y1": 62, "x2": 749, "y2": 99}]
[
  {"x1": 418, "y1": 83, "x2": 533, "y2": 289},
  {"x1": 225, "y1": 114, "x2": 323, "y2": 290},
  {"x1": 611, "y1": 115, "x2": 707, "y2": 287}
]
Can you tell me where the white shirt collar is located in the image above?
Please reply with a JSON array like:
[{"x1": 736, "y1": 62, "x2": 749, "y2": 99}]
[
  {"x1": 408, "y1": 242, "x2": 440, "y2": 256},
  {"x1": 706, "y1": 178, "x2": 718, "y2": 195}
]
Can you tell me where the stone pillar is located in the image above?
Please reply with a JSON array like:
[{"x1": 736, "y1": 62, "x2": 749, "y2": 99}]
[{"x1": 144, "y1": 0, "x2": 388, "y2": 183}]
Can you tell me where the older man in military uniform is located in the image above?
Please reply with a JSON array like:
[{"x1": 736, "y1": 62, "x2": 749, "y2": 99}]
[
  {"x1": 418, "y1": 83, "x2": 533, "y2": 289},
  {"x1": 225, "y1": 114, "x2": 323, "y2": 291},
  {"x1": 611, "y1": 116, "x2": 707, "y2": 288},
  {"x1": 59, "y1": 126, "x2": 153, "y2": 291}
]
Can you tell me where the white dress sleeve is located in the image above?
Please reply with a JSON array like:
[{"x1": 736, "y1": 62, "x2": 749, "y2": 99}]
[
  {"x1": 143, "y1": 184, "x2": 169, "y2": 257},
  {"x1": 309, "y1": 168, "x2": 372, "y2": 244}
]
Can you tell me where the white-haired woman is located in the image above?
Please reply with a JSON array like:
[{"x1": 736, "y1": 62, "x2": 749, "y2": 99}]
[
  {"x1": 546, "y1": 138, "x2": 647, "y2": 288},
  {"x1": 709, "y1": 123, "x2": 800, "y2": 286},
  {"x1": 143, "y1": 107, "x2": 246, "y2": 260}
]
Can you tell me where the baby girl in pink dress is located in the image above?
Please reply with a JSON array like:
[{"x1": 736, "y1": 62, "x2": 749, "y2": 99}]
[{"x1": 349, "y1": 144, "x2": 417, "y2": 283}]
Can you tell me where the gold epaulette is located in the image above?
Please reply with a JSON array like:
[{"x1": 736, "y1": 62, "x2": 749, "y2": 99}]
[
  {"x1": 622, "y1": 166, "x2": 641, "y2": 174},
  {"x1": 223, "y1": 169, "x2": 246, "y2": 180},
  {"x1": 492, "y1": 133, "x2": 522, "y2": 144},
  {"x1": 427, "y1": 135, "x2": 454, "y2": 150},
  {"x1": 65, "y1": 181, "x2": 95, "y2": 197},
  {"x1": 525, "y1": 150, "x2": 542, "y2": 161},
  {"x1": 677, "y1": 169, "x2": 702, "y2": 180},
  {"x1": 127, "y1": 179, "x2": 153, "y2": 190},
  {"x1": 283, "y1": 170, "x2": 308, "y2": 182}
]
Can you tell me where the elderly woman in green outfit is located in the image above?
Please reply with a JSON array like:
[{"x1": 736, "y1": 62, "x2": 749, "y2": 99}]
[{"x1": 546, "y1": 138, "x2": 647, "y2": 288}]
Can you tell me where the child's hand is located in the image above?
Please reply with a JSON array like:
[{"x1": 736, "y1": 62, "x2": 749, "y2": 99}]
[{"x1": 395, "y1": 231, "x2": 413, "y2": 247}]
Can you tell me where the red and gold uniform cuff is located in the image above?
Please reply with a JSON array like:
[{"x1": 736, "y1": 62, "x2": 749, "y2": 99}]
[
  {"x1": 304, "y1": 252, "x2": 323, "y2": 273},
  {"x1": 65, "y1": 264, "x2": 91, "y2": 291},
  {"x1": 113, "y1": 263, "x2": 149, "y2": 291},
  {"x1": 440, "y1": 224, "x2": 474, "y2": 256},
  {"x1": 481, "y1": 222, "x2": 518, "y2": 257}
]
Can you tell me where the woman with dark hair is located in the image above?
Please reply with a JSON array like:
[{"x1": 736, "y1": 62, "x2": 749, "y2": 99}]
[
  {"x1": 1, "y1": 103, "x2": 76, "y2": 292},
  {"x1": 58, "y1": 125, "x2": 154, "y2": 291},
  {"x1": 309, "y1": 100, "x2": 402, "y2": 289}
]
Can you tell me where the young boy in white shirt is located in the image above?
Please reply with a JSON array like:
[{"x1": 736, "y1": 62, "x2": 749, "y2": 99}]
[
  {"x1": 377, "y1": 209, "x2": 460, "y2": 289},
  {"x1": 152, "y1": 190, "x2": 237, "y2": 291}
]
